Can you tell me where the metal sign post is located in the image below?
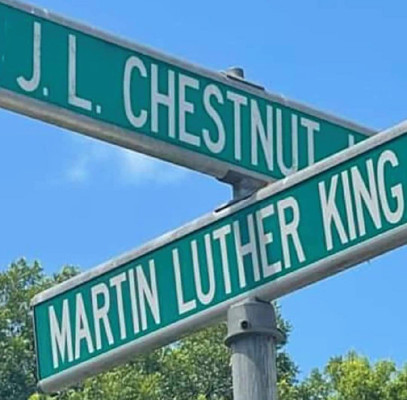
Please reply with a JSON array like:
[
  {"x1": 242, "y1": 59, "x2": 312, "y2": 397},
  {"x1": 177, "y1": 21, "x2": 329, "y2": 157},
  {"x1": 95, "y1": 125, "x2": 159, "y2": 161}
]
[
  {"x1": 226, "y1": 67, "x2": 282, "y2": 400},
  {"x1": 226, "y1": 298, "x2": 284, "y2": 400}
]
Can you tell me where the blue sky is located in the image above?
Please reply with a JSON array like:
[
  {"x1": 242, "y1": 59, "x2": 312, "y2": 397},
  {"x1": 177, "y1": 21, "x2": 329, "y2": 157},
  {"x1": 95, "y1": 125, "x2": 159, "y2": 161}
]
[{"x1": 1, "y1": 0, "x2": 407, "y2": 378}]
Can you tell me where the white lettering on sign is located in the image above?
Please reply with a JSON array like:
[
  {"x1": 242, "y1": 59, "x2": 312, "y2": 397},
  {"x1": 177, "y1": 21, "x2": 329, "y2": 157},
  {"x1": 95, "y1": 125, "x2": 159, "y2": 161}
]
[
  {"x1": 301, "y1": 117, "x2": 320, "y2": 166},
  {"x1": 68, "y1": 34, "x2": 93, "y2": 111},
  {"x1": 123, "y1": 56, "x2": 148, "y2": 128},
  {"x1": 202, "y1": 84, "x2": 226, "y2": 154},
  {"x1": 118, "y1": 53, "x2": 323, "y2": 177},
  {"x1": 378, "y1": 150, "x2": 405, "y2": 223},
  {"x1": 319, "y1": 175, "x2": 349, "y2": 250},
  {"x1": 179, "y1": 74, "x2": 200, "y2": 146},
  {"x1": 17, "y1": 21, "x2": 42, "y2": 92},
  {"x1": 137, "y1": 261, "x2": 161, "y2": 330},
  {"x1": 226, "y1": 91, "x2": 248, "y2": 161},
  {"x1": 278, "y1": 196, "x2": 306, "y2": 268},
  {"x1": 17, "y1": 20, "x2": 358, "y2": 187},
  {"x1": 49, "y1": 300, "x2": 73, "y2": 369},
  {"x1": 351, "y1": 160, "x2": 382, "y2": 236},
  {"x1": 48, "y1": 144, "x2": 406, "y2": 372},
  {"x1": 91, "y1": 283, "x2": 114, "y2": 350},
  {"x1": 212, "y1": 224, "x2": 233, "y2": 294},
  {"x1": 256, "y1": 204, "x2": 281, "y2": 278},
  {"x1": 151, "y1": 63, "x2": 175, "y2": 138},
  {"x1": 234, "y1": 214, "x2": 261, "y2": 288},
  {"x1": 128, "y1": 268, "x2": 140, "y2": 334},
  {"x1": 48, "y1": 260, "x2": 162, "y2": 368},
  {"x1": 341, "y1": 170, "x2": 357, "y2": 241},
  {"x1": 74, "y1": 293, "x2": 94, "y2": 360},
  {"x1": 251, "y1": 101, "x2": 274, "y2": 171},
  {"x1": 319, "y1": 150, "x2": 405, "y2": 251},
  {"x1": 110, "y1": 272, "x2": 127, "y2": 340},
  {"x1": 192, "y1": 236, "x2": 216, "y2": 305},
  {"x1": 277, "y1": 110, "x2": 299, "y2": 176},
  {"x1": 43, "y1": 142, "x2": 403, "y2": 372},
  {"x1": 173, "y1": 248, "x2": 197, "y2": 315}
]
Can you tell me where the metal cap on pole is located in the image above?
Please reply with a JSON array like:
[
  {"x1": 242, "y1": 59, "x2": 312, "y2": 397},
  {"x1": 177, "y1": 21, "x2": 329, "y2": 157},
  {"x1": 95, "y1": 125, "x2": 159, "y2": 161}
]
[
  {"x1": 225, "y1": 66, "x2": 245, "y2": 79},
  {"x1": 225, "y1": 298, "x2": 285, "y2": 400}
]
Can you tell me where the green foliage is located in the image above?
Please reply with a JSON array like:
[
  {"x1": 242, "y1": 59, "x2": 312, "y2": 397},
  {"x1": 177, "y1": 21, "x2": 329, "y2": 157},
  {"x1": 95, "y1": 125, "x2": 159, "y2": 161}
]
[
  {"x1": 293, "y1": 352, "x2": 407, "y2": 400},
  {"x1": 159, "y1": 324, "x2": 231, "y2": 400}
]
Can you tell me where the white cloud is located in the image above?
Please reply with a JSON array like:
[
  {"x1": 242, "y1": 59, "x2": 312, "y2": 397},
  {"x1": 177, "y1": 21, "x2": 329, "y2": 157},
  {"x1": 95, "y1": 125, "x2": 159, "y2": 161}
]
[
  {"x1": 65, "y1": 138, "x2": 189, "y2": 185},
  {"x1": 119, "y1": 149, "x2": 188, "y2": 184},
  {"x1": 66, "y1": 158, "x2": 89, "y2": 183}
]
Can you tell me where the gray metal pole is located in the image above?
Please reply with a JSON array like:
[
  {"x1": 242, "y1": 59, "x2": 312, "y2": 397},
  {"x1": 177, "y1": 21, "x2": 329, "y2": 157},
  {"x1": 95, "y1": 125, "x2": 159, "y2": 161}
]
[
  {"x1": 225, "y1": 298, "x2": 284, "y2": 400},
  {"x1": 224, "y1": 66, "x2": 284, "y2": 400}
]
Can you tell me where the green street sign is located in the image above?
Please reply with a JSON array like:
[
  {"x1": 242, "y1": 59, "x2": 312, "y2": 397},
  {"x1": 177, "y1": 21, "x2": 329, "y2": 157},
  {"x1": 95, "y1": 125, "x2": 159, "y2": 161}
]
[
  {"x1": 0, "y1": 0, "x2": 373, "y2": 183},
  {"x1": 32, "y1": 120, "x2": 407, "y2": 393}
]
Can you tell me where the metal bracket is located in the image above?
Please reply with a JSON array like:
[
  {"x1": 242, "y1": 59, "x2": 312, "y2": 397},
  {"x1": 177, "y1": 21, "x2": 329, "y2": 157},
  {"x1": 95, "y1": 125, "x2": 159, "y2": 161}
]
[
  {"x1": 218, "y1": 170, "x2": 266, "y2": 206},
  {"x1": 221, "y1": 66, "x2": 265, "y2": 91}
]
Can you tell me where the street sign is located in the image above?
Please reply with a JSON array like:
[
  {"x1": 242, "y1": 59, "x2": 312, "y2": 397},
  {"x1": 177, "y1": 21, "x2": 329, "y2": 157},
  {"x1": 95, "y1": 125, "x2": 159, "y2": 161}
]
[
  {"x1": 0, "y1": 0, "x2": 373, "y2": 183},
  {"x1": 33, "y1": 120, "x2": 407, "y2": 393}
]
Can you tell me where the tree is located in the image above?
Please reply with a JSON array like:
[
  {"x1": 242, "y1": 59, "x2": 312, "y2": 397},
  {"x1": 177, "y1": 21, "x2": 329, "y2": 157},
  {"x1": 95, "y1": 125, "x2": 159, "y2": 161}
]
[
  {"x1": 0, "y1": 259, "x2": 78, "y2": 400},
  {"x1": 295, "y1": 352, "x2": 407, "y2": 400}
]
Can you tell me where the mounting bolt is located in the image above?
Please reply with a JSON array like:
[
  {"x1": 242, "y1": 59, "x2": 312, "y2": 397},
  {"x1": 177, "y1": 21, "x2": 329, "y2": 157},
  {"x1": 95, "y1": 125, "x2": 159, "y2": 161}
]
[{"x1": 240, "y1": 320, "x2": 250, "y2": 330}]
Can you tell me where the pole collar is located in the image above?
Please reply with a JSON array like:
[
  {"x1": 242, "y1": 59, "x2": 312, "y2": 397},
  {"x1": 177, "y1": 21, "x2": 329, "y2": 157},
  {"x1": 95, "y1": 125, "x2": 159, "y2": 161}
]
[{"x1": 225, "y1": 298, "x2": 286, "y2": 347}]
